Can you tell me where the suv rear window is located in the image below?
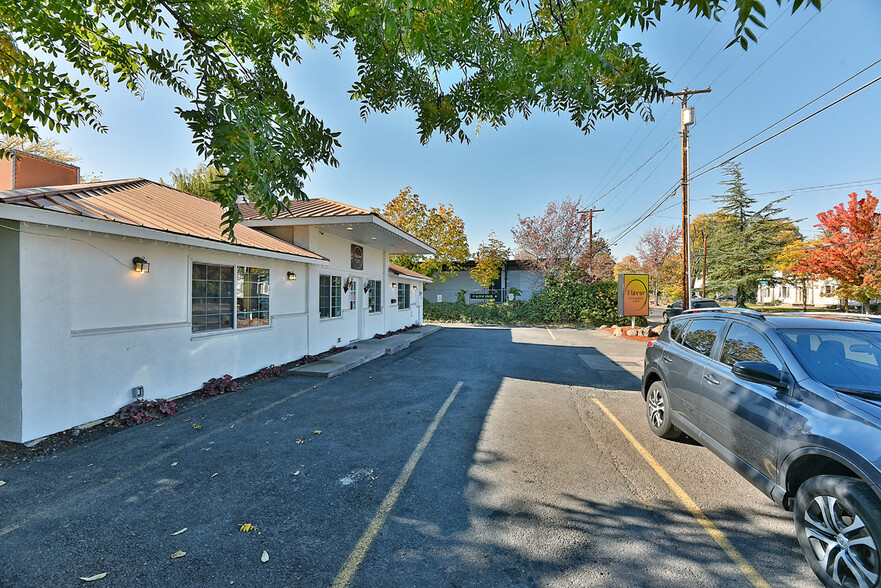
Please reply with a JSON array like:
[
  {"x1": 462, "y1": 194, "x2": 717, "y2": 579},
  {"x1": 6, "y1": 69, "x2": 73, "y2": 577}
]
[
  {"x1": 694, "y1": 300, "x2": 721, "y2": 309},
  {"x1": 681, "y1": 319, "x2": 726, "y2": 357}
]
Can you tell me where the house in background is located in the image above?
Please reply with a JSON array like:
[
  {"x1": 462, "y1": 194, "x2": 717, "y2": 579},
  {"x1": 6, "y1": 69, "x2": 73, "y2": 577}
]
[
  {"x1": 756, "y1": 271, "x2": 876, "y2": 309},
  {"x1": 425, "y1": 259, "x2": 544, "y2": 304},
  {"x1": 0, "y1": 159, "x2": 432, "y2": 444}
]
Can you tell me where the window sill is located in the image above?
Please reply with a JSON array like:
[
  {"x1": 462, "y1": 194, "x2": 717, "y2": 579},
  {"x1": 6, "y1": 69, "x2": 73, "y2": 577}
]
[{"x1": 191, "y1": 324, "x2": 272, "y2": 340}]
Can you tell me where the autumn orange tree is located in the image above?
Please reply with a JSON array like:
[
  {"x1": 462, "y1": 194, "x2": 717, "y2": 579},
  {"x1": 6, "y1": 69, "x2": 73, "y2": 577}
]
[
  {"x1": 793, "y1": 191, "x2": 881, "y2": 311},
  {"x1": 470, "y1": 232, "x2": 511, "y2": 290},
  {"x1": 376, "y1": 187, "x2": 469, "y2": 282},
  {"x1": 772, "y1": 239, "x2": 819, "y2": 310},
  {"x1": 613, "y1": 255, "x2": 642, "y2": 279}
]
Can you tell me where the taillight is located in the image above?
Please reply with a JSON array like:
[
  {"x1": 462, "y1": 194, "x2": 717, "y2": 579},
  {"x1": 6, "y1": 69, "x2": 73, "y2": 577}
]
[{"x1": 647, "y1": 340, "x2": 654, "y2": 348}]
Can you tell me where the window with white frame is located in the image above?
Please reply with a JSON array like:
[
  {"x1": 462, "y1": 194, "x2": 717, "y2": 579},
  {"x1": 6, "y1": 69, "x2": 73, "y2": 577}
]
[
  {"x1": 368, "y1": 280, "x2": 382, "y2": 313},
  {"x1": 320, "y1": 275, "x2": 342, "y2": 318},
  {"x1": 192, "y1": 263, "x2": 269, "y2": 333},
  {"x1": 237, "y1": 267, "x2": 270, "y2": 328},
  {"x1": 397, "y1": 282, "x2": 411, "y2": 310}
]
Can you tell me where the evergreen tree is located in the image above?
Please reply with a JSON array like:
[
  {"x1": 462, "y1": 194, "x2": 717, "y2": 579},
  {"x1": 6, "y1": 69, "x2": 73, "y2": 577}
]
[{"x1": 707, "y1": 163, "x2": 797, "y2": 307}]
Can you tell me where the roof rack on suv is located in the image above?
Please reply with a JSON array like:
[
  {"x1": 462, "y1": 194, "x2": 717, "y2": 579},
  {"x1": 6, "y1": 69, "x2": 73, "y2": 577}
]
[
  {"x1": 766, "y1": 311, "x2": 881, "y2": 323},
  {"x1": 680, "y1": 307, "x2": 766, "y2": 320}
]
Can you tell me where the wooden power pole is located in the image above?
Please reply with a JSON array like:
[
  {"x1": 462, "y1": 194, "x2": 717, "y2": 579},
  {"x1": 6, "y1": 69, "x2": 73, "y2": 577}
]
[
  {"x1": 667, "y1": 87, "x2": 710, "y2": 311},
  {"x1": 578, "y1": 208, "x2": 604, "y2": 275}
]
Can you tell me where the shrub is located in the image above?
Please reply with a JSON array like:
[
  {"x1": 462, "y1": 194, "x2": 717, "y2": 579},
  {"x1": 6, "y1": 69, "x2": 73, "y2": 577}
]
[
  {"x1": 257, "y1": 365, "x2": 286, "y2": 379},
  {"x1": 425, "y1": 266, "x2": 646, "y2": 327},
  {"x1": 114, "y1": 399, "x2": 177, "y2": 426},
  {"x1": 200, "y1": 374, "x2": 241, "y2": 397},
  {"x1": 456, "y1": 289, "x2": 467, "y2": 304}
]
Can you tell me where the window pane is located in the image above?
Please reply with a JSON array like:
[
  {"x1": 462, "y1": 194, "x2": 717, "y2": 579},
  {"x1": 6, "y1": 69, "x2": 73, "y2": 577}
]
[
  {"x1": 192, "y1": 263, "x2": 234, "y2": 332},
  {"x1": 682, "y1": 319, "x2": 725, "y2": 357},
  {"x1": 236, "y1": 266, "x2": 269, "y2": 329},
  {"x1": 720, "y1": 323, "x2": 782, "y2": 369},
  {"x1": 670, "y1": 321, "x2": 687, "y2": 343}
]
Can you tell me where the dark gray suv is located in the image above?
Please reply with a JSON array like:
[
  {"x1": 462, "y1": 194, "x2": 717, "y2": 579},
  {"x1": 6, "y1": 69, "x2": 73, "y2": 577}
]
[{"x1": 643, "y1": 309, "x2": 881, "y2": 587}]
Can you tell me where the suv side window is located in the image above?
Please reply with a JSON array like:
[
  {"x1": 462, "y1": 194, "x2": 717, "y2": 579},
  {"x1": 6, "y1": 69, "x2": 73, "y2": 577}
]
[
  {"x1": 681, "y1": 319, "x2": 725, "y2": 357},
  {"x1": 669, "y1": 320, "x2": 688, "y2": 343},
  {"x1": 720, "y1": 323, "x2": 783, "y2": 370}
]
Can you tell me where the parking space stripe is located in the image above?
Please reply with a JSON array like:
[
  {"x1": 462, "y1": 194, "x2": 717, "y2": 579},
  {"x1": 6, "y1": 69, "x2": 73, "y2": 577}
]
[
  {"x1": 592, "y1": 398, "x2": 771, "y2": 588},
  {"x1": 331, "y1": 382, "x2": 464, "y2": 588},
  {"x1": 546, "y1": 327, "x2": 556, "y2": 340}
]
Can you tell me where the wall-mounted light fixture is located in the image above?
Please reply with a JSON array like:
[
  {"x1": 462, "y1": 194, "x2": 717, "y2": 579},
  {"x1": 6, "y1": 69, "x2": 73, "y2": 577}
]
[
  {"x1": 343, "y1": 276, "x2": 355, "y2": 292},
  {"x1": 287, "y1": 271, "x2": 297, "y2": 281},
  {"x1": 364, "y1": 280, "x2": 372, "y2": 293},
  {"x1": 391, "y1": 282, "x2": 397, "y2": 289},
  {"x1": 132, "y1": 257, "x2": 150, "y2": 274},
  {"x1": 412, "y1": 284, "x2": 417, "y2": 291}
]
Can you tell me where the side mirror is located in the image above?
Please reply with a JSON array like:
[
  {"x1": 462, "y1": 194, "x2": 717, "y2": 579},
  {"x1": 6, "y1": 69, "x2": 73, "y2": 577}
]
[{"x1": 732, "y1": 361, "x2": 787, "y2": 388}]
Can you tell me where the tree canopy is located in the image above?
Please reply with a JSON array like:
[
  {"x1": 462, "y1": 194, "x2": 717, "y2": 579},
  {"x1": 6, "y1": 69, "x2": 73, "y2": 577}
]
[
  {"x1": 162, "y1": 164, "x2": 226, "y2": 200},
  {"x1": 376, "y1": 187, "x2": 469, "y2": 281},
  {"x1": 471, "y1": 232, "x2": 511, "y2": 290},
  {"x1": 2, "y1": 1, "x2": 820, "y2": 237},
  {"x1": 792, "y1": 191, "x2": 881, "y2": 309},
  {"x1": 704, "y1": 162, "x2": 797, "y2": 306}
]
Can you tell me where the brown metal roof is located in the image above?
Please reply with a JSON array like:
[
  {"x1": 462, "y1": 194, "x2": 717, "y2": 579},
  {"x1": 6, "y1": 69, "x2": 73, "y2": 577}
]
[
  {"x1": 240, "y1": 197, "x2": 373, "y2": 220},
  {"x1": 389, "y1": 263, "x2": 433, "y2": 282},
  {"x1": 0, "y1": 179, "x2": 326, "y2": 261}
]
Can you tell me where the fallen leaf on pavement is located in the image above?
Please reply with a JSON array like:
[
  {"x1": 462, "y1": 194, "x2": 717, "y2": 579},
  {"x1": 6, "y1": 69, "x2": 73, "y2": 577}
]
[
  {"x1": 312, "y1": 430, "x2": 322, "y2": 435},
  {"x1": 79, "y1": 572, "x2": 107, "y2": 581},
  {"x1": 0, "y1": 481, "x2": 5, "y2": 487},
  {"x1": 171, "y1": 528, "x2": 188, "y2": 536},
  {"x1": 171, "y1": 462, "x2": 179, "y2": 467},
  {"x1": 210, "y1": 473, "x2": 219, "y2": 479},
  {"x1": 261, "y1": 550, "x2": 270, "y2": 563},
  {"x1": 192, "y1": 423, "x2": 202, "y2": 430},
  {"x1": 239, "y1": 523, "x2": 257, "y2": 532},
  {"x1": 292, "y1": 471, "x2": 300, "y2": 476},
  {"x1": 170, "y1": 551, "x2": 186, "y2": 559}
]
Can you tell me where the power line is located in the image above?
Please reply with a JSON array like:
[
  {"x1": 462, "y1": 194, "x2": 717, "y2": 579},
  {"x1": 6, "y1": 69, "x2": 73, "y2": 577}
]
[
  {"x1": 696, "y1": 8, "x2": 822, "y2": 124},
  {"x1": 588, "y1": 132, "x2": 679, "y2": 207},
  {"x1": 692, "y1": 73, "x2": 881, "y2": 182}
]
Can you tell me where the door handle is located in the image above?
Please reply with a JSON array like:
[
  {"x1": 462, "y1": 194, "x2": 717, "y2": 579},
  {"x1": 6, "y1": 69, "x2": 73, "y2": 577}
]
[
  {"x1": 662, "y1": 355, "x2": 673, "y2": 363},
  {"x1": 703, "y1": 374, "x2": 720, "y2": 385}
]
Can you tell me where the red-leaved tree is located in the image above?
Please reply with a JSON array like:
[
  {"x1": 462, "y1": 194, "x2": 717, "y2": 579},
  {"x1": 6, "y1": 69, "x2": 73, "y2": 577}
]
[
  {"x1": 512, "y1": 196, "x2": 602, "y2": 278},
  {"x1": 793, "y1": 191, "x2": 881, "y2": 311},
  {"x1": 636, "y1": 225, "x2": 682, "y2": 305}
]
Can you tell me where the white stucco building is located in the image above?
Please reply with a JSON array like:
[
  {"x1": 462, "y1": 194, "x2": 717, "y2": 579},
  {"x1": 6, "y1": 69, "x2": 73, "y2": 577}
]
[
  {"x1": 425, "y1": 260, "x2": 544, "y2": 304},
  {"x1": 0, "y1": 175, "x2": 433, "y2": 444}
]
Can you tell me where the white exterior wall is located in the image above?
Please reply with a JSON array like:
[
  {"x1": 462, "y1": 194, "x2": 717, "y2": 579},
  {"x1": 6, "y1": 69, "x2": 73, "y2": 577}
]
[
  {"x1": 757, "y1": 272, "x2": 844, "y2": 307},
  {"x1": 16, "y1": 226, "x2": 311, "y2": 443}
]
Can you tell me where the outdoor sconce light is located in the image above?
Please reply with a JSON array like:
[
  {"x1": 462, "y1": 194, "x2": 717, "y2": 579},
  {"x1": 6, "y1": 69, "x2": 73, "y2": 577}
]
[
  {"x1": 364, "y1": 280, "x2": 372, "y2": 293},
  {"x1": 343, "y1": 277, "x2": 355, "y2": 293},
  {"x1": 132, "y1": 257, "x2": 150, "y2": 274},
  {"x1": 391, "y1": 282, "x2": 397, "y2": 289},
  {"x1": 412, "y1": 284, "x2": 417, "y2": 291},
  {"x1": 287, "y1": 271, "x2": 297, "y2": 281}
]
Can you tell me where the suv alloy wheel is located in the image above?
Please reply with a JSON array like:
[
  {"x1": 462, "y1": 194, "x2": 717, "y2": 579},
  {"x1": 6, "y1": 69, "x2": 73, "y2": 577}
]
[{"x1": 794, "y1": 475, "x2": 881, "y2": 588}]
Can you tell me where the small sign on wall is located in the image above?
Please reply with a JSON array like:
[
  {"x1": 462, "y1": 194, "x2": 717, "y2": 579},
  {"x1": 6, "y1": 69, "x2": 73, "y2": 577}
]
[
  {"x1": 351, "y1": 244, "x2": 363, "y2": 270},
  {"x1": 436, "y1": 294, "x2": 443, "y2": 303}
]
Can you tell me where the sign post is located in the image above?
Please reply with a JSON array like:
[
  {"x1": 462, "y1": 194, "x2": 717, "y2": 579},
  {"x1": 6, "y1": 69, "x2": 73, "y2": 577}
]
[{"x1": 617, "y1": 274, "x2": 650, "y2": 329}]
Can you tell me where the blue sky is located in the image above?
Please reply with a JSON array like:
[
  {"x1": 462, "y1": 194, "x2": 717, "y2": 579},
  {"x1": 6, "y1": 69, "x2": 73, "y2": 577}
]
[{"x1": 40, "y1": 1, "x2": 881, "y2": 260}]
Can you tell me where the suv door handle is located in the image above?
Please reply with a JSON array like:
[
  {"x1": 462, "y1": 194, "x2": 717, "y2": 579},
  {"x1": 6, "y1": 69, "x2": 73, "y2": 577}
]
[
  {"x1": 661, "y1": 355, "x2": 673, "y2": 363},
  {"x1": 703, "y1": 373, "x2": 721, "y2": 385}
]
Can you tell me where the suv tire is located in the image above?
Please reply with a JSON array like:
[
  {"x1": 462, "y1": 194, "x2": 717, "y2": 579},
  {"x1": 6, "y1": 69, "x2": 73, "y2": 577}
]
[
  {"x1": 793, "y1": 475, "x2": 881, "y2": 588},
  {"x1": 645, "y1": 380, "x2": 682, "y2": 440}
]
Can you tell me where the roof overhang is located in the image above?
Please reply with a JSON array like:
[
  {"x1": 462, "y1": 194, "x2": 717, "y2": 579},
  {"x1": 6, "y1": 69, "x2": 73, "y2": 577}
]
[
  {"x1": 388, "y1": 267, "x2": 433, "y2": 284},
  {"x1": 243, "y1": 214, "x2": 436, "y2": 256},
  {"x1": 0, "y1": 204, "x2": 329, "y2": 265}
]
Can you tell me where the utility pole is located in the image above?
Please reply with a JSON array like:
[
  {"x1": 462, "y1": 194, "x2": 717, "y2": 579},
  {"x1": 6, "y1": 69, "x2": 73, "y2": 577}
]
[
  {"x1": 702, "y1": 230, "x2": 707, "y2": 298},
  {"x1": 667, "y1": 87, "x2": 710, "y2": 311},
  {"x1": 578, "y1": 208, "x2": 604, "y2": 275}
]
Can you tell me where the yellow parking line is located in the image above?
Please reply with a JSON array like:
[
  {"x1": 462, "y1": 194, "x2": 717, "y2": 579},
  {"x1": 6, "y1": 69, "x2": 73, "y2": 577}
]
[
  {"x1": 331, "y1": 381, "x2": 464, "y2": 588},
  {"x1": 592, "y1": 398, "x2": 771, "y2": 588},
  {"x1": 546, "y1": 327, "x2": 556, "y2": 340}
]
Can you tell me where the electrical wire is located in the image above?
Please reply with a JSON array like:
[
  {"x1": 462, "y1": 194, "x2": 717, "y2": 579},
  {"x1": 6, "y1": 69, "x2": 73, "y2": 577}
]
[
  {"x1": 588, "y1": 132, "x2": 679, "y2": 207},
  {"x1": 691, "y1": 74, "x2": 881, "y2": 182}
]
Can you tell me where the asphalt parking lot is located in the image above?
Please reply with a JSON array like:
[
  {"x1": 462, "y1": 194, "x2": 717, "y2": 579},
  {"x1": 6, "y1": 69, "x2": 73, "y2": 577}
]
[{"x1": 0, "y1": 325, "x2": 815, "y2": 587}]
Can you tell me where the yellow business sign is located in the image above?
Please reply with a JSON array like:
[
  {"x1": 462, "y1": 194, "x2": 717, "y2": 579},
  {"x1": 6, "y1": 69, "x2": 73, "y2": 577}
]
[{"x1": 617, "y1": 274, "x2": 650, "y2": 317}]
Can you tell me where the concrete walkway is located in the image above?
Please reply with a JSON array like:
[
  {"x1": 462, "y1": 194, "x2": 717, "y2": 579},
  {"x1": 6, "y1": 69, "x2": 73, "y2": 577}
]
[{"x1": 288, "y1": 324, "x2": 442, "y2": 377}]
